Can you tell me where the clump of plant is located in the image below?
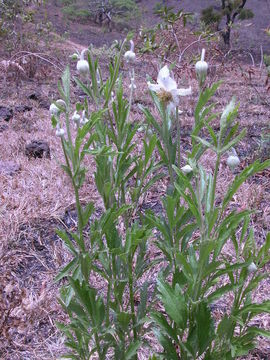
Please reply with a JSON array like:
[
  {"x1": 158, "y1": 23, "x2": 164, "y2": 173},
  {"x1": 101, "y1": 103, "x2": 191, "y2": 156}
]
[
  {"x1": 201, "y1": 0, "x2": 254, "y2": 45},
  {"x1": 51, "y1": 37, "x2": 270, "y2": 359}
]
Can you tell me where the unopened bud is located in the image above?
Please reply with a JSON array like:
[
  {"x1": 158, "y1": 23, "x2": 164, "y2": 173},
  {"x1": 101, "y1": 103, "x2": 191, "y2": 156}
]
[
  {"x1": 227, "y1": 155, "x2": 240, "y2": 171},
  {"x1": 195, "y1": 49, "x2": 208, "y2": 85},
  {"x1": 248, "y1": 262, "x2": 257, "y2": 273},
  {"x1": 181, "y1": 165, "x2": 193, "y2": 174},
  {"x1": 56, "y1": 127, "x2": 65, "y2": 137},
  {"x1": 76, "y1": 59, "x2": 89, "y2": 76}
]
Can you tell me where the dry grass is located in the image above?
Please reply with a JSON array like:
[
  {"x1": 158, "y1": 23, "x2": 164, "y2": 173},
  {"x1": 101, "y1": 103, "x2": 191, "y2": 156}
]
[{"x1": 0, "y1": 19, "x2": 269, "y2": 359}]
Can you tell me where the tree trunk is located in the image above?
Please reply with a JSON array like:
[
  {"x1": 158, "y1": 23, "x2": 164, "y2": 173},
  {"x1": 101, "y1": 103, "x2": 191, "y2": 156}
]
[{"x1": 222, "y1": 26, "x2": 231, "y2": 46}]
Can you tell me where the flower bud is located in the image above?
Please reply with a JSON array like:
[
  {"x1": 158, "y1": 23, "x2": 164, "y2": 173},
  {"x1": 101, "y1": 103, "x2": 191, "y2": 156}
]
[
  {"x1": 76, "y1": 59, "x2": 89, "y2": 76},
  {"x1": 195, "y1": 49, "x2": 208, "y2": 85},
  {"x1": 56, "y1": 127, "x2": 65, "y2": 137},
  {"x1": 227, "y1": 155, "x2": 240, "y2": 170},
  {"x1": 49, "y1": 103, "x2": 59, "y2": 116},
  {"x1": 70, "y1": 53, "x2": 79, "y2": 61},
  {"x1": 248, "y1": 262, "x2": 257, "y2": 273},
  {"x1": 181, "y1": 165, "x2": 193, "y2": 174},
  {"x1": 124, "y1": 40, "x2": 136, "y2": 63}
]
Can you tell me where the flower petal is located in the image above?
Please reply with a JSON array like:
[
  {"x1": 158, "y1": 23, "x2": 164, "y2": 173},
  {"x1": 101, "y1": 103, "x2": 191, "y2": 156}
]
[
  {"x1": 147, "y1": 82, "x2": 161, "y2": 92},
  {"x1": 170, "y1": 89, "x2": 180, "y2": 106},
  {"x1": 157, "y1": 65, "x2": 170, "y2": 84},
  {"x1": 176, "y1": 86, "x2": 192, "y2": 97}
]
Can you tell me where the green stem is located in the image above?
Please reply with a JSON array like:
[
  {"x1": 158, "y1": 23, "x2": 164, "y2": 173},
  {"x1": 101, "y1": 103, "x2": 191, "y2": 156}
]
[
  {"x1": 210, "y1": 153, "x2": 221, "y2": 211},
  {"x1": 162, "y1": 104, "x2": 174, "y2": 184},
  {"x1": 176, "y1": 106, "x2": 181, "y2": 168},
  {"x1": 61, "y1": 138, "x2": 85, "y2": 252},
  {"x1": 128, "y1": 254, "x2": 138, "y2": 359}
]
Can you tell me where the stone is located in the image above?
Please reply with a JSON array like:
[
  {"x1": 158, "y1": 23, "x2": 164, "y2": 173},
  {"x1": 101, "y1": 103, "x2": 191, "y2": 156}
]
[
  {"x1": 25, "y1": 140, "x2": 50, "y2": 159},
  {"x1": 0, "y1": 106, "x2": 13, "y2": 122},
  {"x1": 0, "y1": 161, "x2": 20, "y2": 176}
]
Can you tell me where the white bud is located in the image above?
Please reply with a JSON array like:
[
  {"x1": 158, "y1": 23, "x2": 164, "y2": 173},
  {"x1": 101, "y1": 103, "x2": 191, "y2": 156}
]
[
  {"x1": 49, "y1": 103, "x2": 59, "y2": 116},
  {"x1": 248, "y1": 262, "x2": 257, "y2": 273},
  {"x1": 56, "y1": 127, "x2": 65, "y2": 137},
  {"x1": 76, "y1": 59, "x2": 89, "y2": 76},
  {"x1": 181, "y1": 165, "x2": 193, "y2": 174},
  {"x1": 195, "y1": 49, "x2": 208, "y2": 83},
  {"x1": 56, "y1": 99, "x2": 66, "y2": 109},
  {"x1": 124, "y1": 50, "x2": 136, "y2": 63},
  {"x1": 227, "y1": 155, "x2": 240, "y2": 170}
]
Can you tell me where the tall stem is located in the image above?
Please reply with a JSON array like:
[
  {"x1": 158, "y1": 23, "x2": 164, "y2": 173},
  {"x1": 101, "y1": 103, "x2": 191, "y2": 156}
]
[{"x1": 176, "y1": 106, "x2": 181, "y2": 168}]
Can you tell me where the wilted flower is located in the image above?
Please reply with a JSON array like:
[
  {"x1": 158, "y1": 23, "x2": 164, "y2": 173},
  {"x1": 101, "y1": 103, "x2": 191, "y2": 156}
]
[
  {"x1": 72, "y1": 111, "x2": 81, "y2": 127},
  {"x1": 81, "y1": 110, "x2": 88, "y2": 125},
  {"x1": 124, "y1": 40, "x2": 136, "y2": 63},
  {"x1": 195, "y1": 48, "x2": 208, "y2": 85},
  {"x1": 227, "y1": 155, "x2": 240, "y2": 171},
  {"x1": 248, "y1": 262, "x2": 257, "y2": 273},
  {"x1": 147, "y1": 65, "x2": 191, "y2": 111},
  {"x1": 181, "y1": 164, "x2": 193, "y2": 174}
]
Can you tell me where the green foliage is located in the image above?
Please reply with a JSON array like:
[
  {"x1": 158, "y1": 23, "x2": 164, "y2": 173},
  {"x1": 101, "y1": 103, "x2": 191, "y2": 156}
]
[{"x1": 51, "y1": 38, "x2": 270, "y2": 359}]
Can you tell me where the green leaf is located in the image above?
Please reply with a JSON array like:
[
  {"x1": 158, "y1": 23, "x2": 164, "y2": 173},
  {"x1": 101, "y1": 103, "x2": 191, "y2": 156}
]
[
  {"x1": 125, "y1": 340, "x2": 141, "y2": 359},
  {"x1": 56, "y1": 229, "x2": 77, "y2": 256},
  {"x1": 157, "y1": 278, "x2": 187, "y2": 329},
  {"x1": 82, "y1": 202, "x2": 94, "y2": 228},
  {"x1": 196, "y1": 301, "x2": 214, "y2": 355},
  {"x1": 61, "y1": 66, "x2": 70, "y2": 107}
]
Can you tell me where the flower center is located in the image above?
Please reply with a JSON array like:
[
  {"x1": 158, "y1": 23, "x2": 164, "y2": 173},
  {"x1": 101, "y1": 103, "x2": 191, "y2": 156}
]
[{"x1": 157, "y1": 88, "x2": 173, "y2": 104}]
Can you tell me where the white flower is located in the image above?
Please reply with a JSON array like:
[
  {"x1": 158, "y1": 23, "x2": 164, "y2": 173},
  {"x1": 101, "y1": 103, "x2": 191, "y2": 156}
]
[
  {"x1": 227, "y1": 155, "x2": 240, "y2": 170},
  {"x1": 147, "y1": 65, "x2": 191, "y2": 109},
  {"x1": 248, "y1": 262, "x2": 257, "y2": 273},
  {"x1": 181, "y1": 165, "x2": 193, "y2": 174},
  {"x1": 124, "y1": 40, "x2": 136, "y2": 63},
  {"x1": 195, "y1": 48, "x2": 208, "y2": 82}
]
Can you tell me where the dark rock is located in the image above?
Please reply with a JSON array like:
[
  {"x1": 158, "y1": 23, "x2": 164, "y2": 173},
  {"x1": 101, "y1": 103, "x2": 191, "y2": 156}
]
[
  {"x1": 0, "y1": 161, "x2": 21, "y2": 176},
  {"x1": 0, "y1": 123, "x2": 8, "y2": 132},
  {"x1": 0, "y1": 106, "x2": 13, "y2": 121},
  {"x1": 27, "y1": 92, "x2": 50, "y2": 110},
  {"x1": 14, "y1": 105, "x2": 32, "y2": 113},
  {"x1": 25, "y1": 140, "x2": 50, "y2": 159},
  {"x1": 28, "y1": 92, "x2": 40, "y2": 101}
]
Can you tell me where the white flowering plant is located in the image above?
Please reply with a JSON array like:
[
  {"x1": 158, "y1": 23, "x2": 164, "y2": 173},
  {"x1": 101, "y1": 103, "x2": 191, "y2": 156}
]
[{"x1": 51, "y1": 41, "x2": 270, "y2": 359}]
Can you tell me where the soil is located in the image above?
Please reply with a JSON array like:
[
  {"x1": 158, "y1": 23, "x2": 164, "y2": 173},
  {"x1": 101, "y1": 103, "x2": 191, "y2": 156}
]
[{"x1": 0, "y1": 1, "x2": 270, "y2": 359}]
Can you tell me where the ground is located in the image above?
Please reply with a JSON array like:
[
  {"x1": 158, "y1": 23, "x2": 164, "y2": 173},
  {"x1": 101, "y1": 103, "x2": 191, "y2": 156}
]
[{"x1": 0, "y1": 1, "x2": 270, "y2": 359}]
